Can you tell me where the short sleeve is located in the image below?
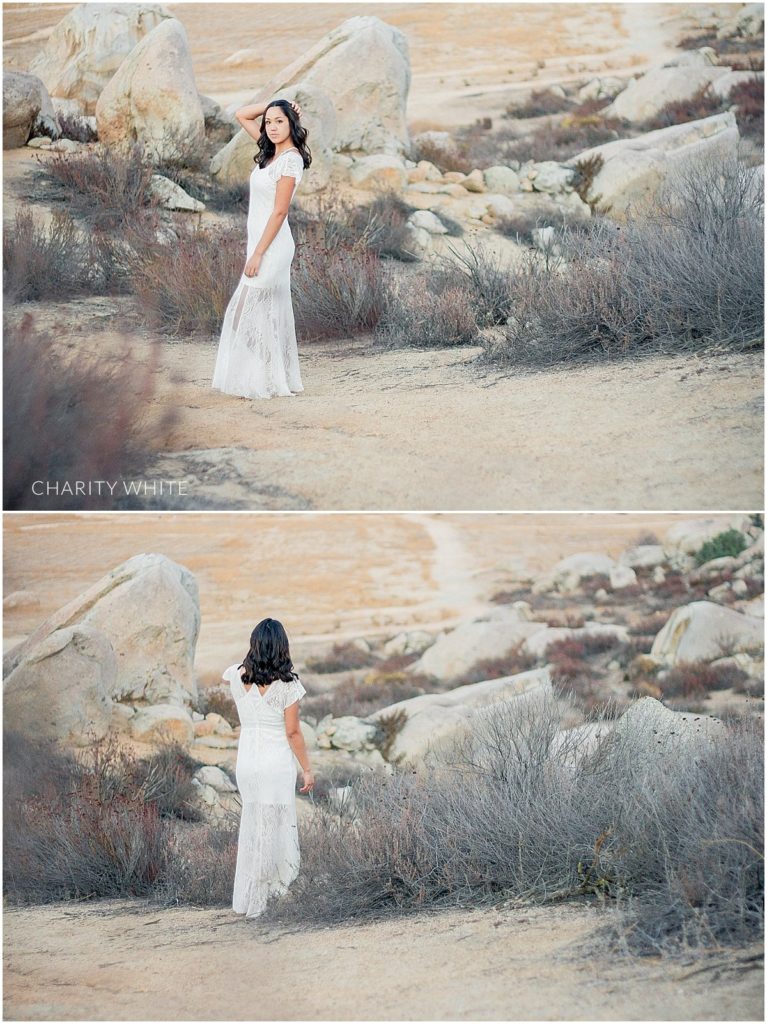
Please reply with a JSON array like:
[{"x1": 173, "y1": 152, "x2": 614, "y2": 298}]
[
  {"x1": 282, "y1": 676, "x2": 306, "y2": 709},
  {"x1": 223, "y1": 664, "x2": 242, "y2": 696},
  {"x1": 270, "y1": 150, "x2": 303, "y2": 186}
]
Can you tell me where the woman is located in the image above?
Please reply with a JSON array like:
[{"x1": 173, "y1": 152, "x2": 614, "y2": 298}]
[
  {"x1": 222, "y1": 617, "x2": 314, "y2": 918},
  {"x1": 212, "y1": 98, "x2": 311, "y2": 400}
]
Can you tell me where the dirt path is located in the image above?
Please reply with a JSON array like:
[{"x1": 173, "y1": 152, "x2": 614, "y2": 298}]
[
  {"x1": 4, "y1": 898, "x2": 763, "y2": 1021},
  {"x1": 138, "y1": 333, "x2": 763, "y2": 511}
]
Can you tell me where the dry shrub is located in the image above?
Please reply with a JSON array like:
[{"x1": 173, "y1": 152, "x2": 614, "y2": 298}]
[
  {"x1": 306, "y1": 642, "x2": 378, "y2": 674},
  {"x1": 197, "y1": 686, "x2": 239, "y2": 728},
  {"x1": 35, "y1": 141, "x2": 160, "y2": 229},
  {"x1": 4, "y1": 208, "x2": 95, "y2": 303},
  {"x1": 500, "y1": 117, "x2": 625, "y2": 165},
  {"x1": 292, "y1": 241, "x2": 387, "y2": 339},
  {"x1": 488, "y1": 152, "x2": 763, "y2": 367},
  {"x1": 375, "y1": 273, "x2": 479, "y2": 348},
  {"x1": 642, "y1": 84, "x2": 724, "y2": 131},
  {"x1": 507, "y1": 88, "x2": 573, "y2": 119},
  {"x1": 57, "y1": 112, "x2": 98, "y2": 143},
  {"x1": 661, "y1": 660, "x2": 751, "y2": 698},
  {"x1": 155, "y1": 819, "x2": 239, "y2": 907},
  {"x1": 126, "y1": 218, "x2": 244, "y2": 337},
  {"x1": 451, "y1": 645, "x2": 539, "y2": 687},
  {"x1": 261, "y1": 693, "x2": 764, "y2": 957},
  {"x1": 302, "y1": 672, "x2": 441, "y2": 721},
  {"x1": 3, "y1": 730, "x2": 202, "y2": 904},
  {"x1": 729, "y1": 77, "x2": 764, "y2": 139},
  {"x1": 412, "y1": 136, "x2": 473, "y2": 174},
  {"x1": 3, "y1": 313, "x2": 175, "y2": 510}
]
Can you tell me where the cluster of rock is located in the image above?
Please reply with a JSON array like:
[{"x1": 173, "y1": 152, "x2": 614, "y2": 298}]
[{"x1": 5, "y1": 4, "x2": 761, "y2": 244}]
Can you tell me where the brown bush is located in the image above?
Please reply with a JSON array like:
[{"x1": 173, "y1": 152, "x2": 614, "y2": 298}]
[
  {"x1": 126, "y1": 218, "x2": 244, "y2": 337},
  {"x1": 642, "y1": 84, "x2": 723, "y2": 131},
  {"x1": 661, "y1": 660, "x2": 751, "y2": 698},
  {"x1": 305, "y1": 642, "x2": 378, "y2": 674},
  {"x1": 4, "y1": 208, "x2": 96, "y2": 304},
  {"x1": 507, "y1": 88, "x2": 573, "y2": 119},
  {"x1": 729, "y1": 77, "x2": 764, "y2": 140},
  {"x1": 35, "y1": 141, "x2": 161, "y2": 230},
  {"x1": 292, "y1": 241, "x2": 387, "y2": 340},
  {"x1": 198, "y1": 685, "x2": 239, "y2": 728},
  {"x1": 302, "y1": 671, "x2": 441, "y2": 721},
  {"x1": 451, "y1": 645, "x2": 539, "y2": 687},
  {"x1": 3, "y1": 314, "x2": 176, "y2": 510}
]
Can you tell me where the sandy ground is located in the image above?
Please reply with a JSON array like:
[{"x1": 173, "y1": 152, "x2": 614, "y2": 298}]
[
  {"x1": 144, "y1": 333, "x2": 764, "y2": 511},
  {"x1": 3, "y1": 510, "x2": 721, "y2": 677},
  {"x1": 3, "y1": 897, "x2": 763, "y2": 1021}
]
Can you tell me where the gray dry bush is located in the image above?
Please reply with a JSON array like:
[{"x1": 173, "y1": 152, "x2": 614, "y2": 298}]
[
  {"x1": 487, "y1": 152, "x2": 764, "y2": 367},
  {"x1": 375, "y1": 241, "x2": 513, "y2": 349},
  {"x1": 3, "y1": 730, "x2": 208, "y2": 903},
  {"x1": 263, "y1": 690, "x2": 764, "y2": 957}
]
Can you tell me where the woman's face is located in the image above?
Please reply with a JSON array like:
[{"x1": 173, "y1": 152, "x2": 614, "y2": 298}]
[{"x1": 264, "y1": 106, "x2": 292, "y2": 145}]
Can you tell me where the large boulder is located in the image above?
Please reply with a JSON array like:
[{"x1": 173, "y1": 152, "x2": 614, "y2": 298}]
[
  {"x1": 409, "y1": 608, "x2": 547, "y2": 684},
  {"x1": 223, "y1": 11, "x2": 419, "y2": 182},
  {"x1": 3, "y1": 71, "x2": 58, "y2": 148},
  {"x1": 4, "y1": 625, "x2": 116, "y2": 746},
  {"x1": 602, "y1": 55, "x2": 736, "y2": 124},
  {"x1": 212, "y1": 83, "x2": 335, "y2": 191},
  {"x1": 716, "y1": 3, "x2": 764, "y2": 40},
  {"x1": 370, "y1": 668, "x2": 552, "y2": 764},
  {"x1": 566, "y1": 111, "x2": 740, "y2": 220},
  {"x1": 588, "y1": 696, "x2": 726, "y2": 777},
  {"x1": 95, "y1": 17, "x2": 204, "y2": 163},
  {"x1": 3, "y1": 553, "x2": 200, "y2": 706},
  {"x1": 30, "y1": 3, "x2": 172, "y2": 115},
  {"x1": 250, "y1": 15, "x2": 410, "y2": 158},
  {"x1": 650, "y1": 601, "x2": 764, "y2": 665},
  {"x1": 349, "y1": 153, "x2": 408, "y2": 191},
  {"x1": 619, "y1": 544, "x2": 666, "y2": 569}
]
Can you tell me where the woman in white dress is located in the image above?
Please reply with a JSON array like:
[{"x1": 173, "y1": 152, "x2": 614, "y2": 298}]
[
  {"x1": 223, "y1": 617, "x2": 314, "y2": 918},
  {"x1": 212, "y1": 98, "x2": 311, "y2": 400}
]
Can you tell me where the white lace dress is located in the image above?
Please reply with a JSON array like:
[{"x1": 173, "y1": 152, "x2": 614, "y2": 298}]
[
  {"x1": 223, "y1": 664, "x2": 307, "y2": 918},
  {"x1": 212, "y1": 148, "x2": 305, "y2": 400}
]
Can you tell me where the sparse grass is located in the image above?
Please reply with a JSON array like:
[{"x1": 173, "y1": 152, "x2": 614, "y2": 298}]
[
  {"x1": 3, "y1": 313, "x2": 176, "y2": 510},
  {"x1": 260, "y1": 692, "x2": 764, "y2": 957}
]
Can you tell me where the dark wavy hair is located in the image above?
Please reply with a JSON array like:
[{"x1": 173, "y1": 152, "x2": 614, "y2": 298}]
[
  {"x1": 254, "y1": 99, "x2": 312, "y2": 170},
  {"x1": 239, "y1": 618, "x2": 298, "y2": 687}
]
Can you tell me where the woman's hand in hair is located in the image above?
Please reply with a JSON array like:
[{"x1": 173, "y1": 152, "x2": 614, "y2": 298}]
[{"x1": 289, "y1": 100, "x2": 302, "y2": 119}]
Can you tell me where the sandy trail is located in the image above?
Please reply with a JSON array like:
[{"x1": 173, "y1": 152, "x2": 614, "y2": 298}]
[
  {"x1": 141, "y1": 333, "x2": 763, "y2": 511},
  {"x1": 4, "y1": 898, "x2": 763, "y2": 1021}
]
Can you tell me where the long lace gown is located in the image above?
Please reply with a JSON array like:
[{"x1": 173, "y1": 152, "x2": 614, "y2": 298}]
[
  {"x1": 212, "y1": 148, "x2": 305, "y2": 399},
  {"x1": 223, "y1": 664, "x2": 307, "y2": 917}
]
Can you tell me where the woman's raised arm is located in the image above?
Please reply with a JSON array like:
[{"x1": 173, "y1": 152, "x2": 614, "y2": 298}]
[{"x1": 235, "y1": 102, "x2": 267, "y2": 142}]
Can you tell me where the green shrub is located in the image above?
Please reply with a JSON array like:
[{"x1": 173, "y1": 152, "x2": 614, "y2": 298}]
[{"x1": 695, "y1": 529, "x2": 748, "y2": 566}]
